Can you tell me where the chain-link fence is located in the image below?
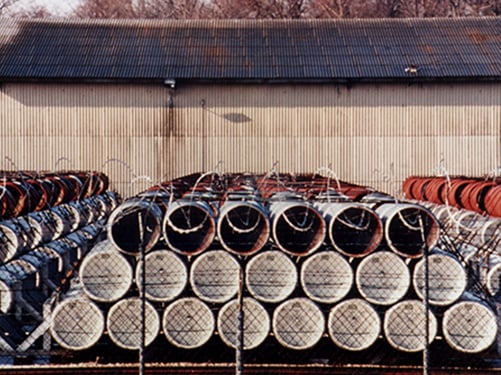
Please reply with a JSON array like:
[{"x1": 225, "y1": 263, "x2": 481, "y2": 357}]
[{"x1": 1, "y1": 171, "x2": 500, "y2": 373}]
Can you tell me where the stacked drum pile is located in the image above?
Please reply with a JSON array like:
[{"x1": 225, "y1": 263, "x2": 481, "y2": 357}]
[
  {"x1": 49, "y1": 172, "x2": 499, "y2": 358},
  {"x1": 402, "y1": 175, "x2": 501, "y2": 351},
  {"x1": 403, "y1": 176, "x2": 501, "y2": 218},
  {"x1": 0, "y1": 171, "x2": 119, "y2": 351}
]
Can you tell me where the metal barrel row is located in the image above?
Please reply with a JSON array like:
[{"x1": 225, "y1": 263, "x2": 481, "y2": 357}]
[
  {"x1": 107, "y1": 172, "x2": 439, "y2": 260},
  {"x1": 0, "y1": 171, "x2": 109, "y2": 221},
  {"x1": 418, "y1": 201, "x2": 501, "y2": 296},
  {"x1": 52, "y1": 243, "x2": 497, "y2": 354},
  {"x1": 0, "y1": 186, "x2": 120, "y2": 352},
  {"x1": 403, "y1": 174, "x2": 501, "y2": 308},
  {"x1": 403, "y1": 175, "x2": 501, "y2": 218},
  {"x1": 47, "y1": 172, "x2": 499, "y2": 358},
  {"x1": 0, "y1": 191, "x2": 119, "y2": 264}
]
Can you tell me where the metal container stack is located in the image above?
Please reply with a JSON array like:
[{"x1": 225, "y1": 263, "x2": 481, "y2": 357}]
[
  {"x1": 45, "y1": 171, "x2": 499, "y2": 359},
  {"x1": 0, "y1": 170, "x2": 119, "y2": 352}
]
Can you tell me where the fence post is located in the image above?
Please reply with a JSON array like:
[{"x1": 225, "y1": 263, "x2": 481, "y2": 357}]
[
  {"x1": 419, "y1": 215, "x2": 430, "y2": 375},
  {"x1": 236, "y1": 258, "x2": 244, "y2": 375},
  {"x1": 138, "y1": 211, "x2": 146, "y2": 375}
]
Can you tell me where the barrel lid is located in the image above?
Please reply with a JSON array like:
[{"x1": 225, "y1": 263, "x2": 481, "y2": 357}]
[
  {"x1": 300, "y1": 251, "x2": 353, "y2": 304},
  {"x1": 442, "y1": 300, "x2": 497, "y2": 354},
  {"x1": 190, "y1": 250, "x2": 240, "y2": 304},
  {"x1": 163, "y1": 297, "x2": 214, "y2": 349},
  {"x1": 106, "y1": 297, "x2": 160, "y2": 350},
  {"x1": 355, "y1": 251, "x2": 410, "y2": 306},
  {"x1": 217, "y1": 297, "x2": 270, "y2": 350},
  {"x1": 245, "y1": 250, "x2": 297, "y2": 304},
  {"x1": 51, "y1": 297, "x2": 104, "y2": 350},
  {"x1": 384, "y1": 300, "x2": 437, "y2": 352},
  {"x1": 0, "y1": 279, "x2": 13, "y2": 313},
  {"x1": 272, "y1": 298, "x2": 324, "y2": 350},
  {"x1": 136, "y1": 249, "x2": 187, "y2": 302},
  {"x1": 328, "y1": 298, "x2": 380, "y2": 351},
  {"x1": 80, "y1": 244, "x2": 133, "y2": 303},
  {"x1": 413, "y1": 252, "x2": 466, "y2": 306}
]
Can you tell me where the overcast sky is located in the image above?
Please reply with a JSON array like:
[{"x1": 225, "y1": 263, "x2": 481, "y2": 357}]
[{"x1": 8, "y1": 0, "x2": 80, "y2": 16}]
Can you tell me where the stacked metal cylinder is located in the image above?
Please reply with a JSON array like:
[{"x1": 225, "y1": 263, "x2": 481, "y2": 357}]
[
  {"x1": 403, "y1": 175, "x2": 501, "y2": 218},
  {"x1": 402, "y1": 175, "x2": 501, "y2": 354},
  {"x1": 403, "y1": 175, "x2": 501, "y2": 295},
  {"x1": 49, "y1": 172, "x2": 499, "y2": 357},
  {"x1": 0, "y1": 171, "x2": 119, "y2": 351}
]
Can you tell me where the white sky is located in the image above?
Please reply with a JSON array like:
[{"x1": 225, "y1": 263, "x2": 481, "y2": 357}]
[{"x1": 6, "y1": 0, "x2": 81, "y2": 16}]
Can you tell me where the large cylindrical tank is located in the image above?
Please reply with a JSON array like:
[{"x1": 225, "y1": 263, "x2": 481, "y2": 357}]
[
  {"x1": 50, "y1": 290, "x2": 105, "y2": 350},
  {"x1": 442, "y1": 298, "x2": 497, "y2": 354},
  {"x1": 0, "y1": 259, "x2": 42, "y2": 314},
  {"x1": 269, "y1": 200, "x2": 325, "y2": 256},
  {"x1": 376, "y1": 203, "x2": 439, "y2": 259},
  {"x1": 107, "y1": 198, "x2": 163, "y2": 255},
  {"x1": 316, "y1": 202, "x2": 382, "y2": 257},
  {"x1": 300, "y1": 251, "x2": 353, "y2": 304},
  {"x1": 106, "y1": 297, "x2": 160, "y2": 350},
  {"x1": 383, "y1": 299, "x2": 437, "y2": 352},
  {"x1": 19, "y1": 249, "x2": 61, "y2": 293},
  {"x1": 79, "y1": 240, "x2": 133, "y2": 303},
  {"x1": 217, "y1": 200, "x2": 270, "y2": 256},
  {"x1": 163, "y1": 199, "x2": 216, "y2": 256},
  {"x1": 40, "y1": 238, "x2": 80, "y2": 275},
  {"x1": 355, "y1": 250, "x2": 410, "y2": 306},
  {"x1": 217, "y1": 297, "x2": 270, "y2": 350},
  {"x1": 327, "y1": 298, "x2": 380, "y2": 351},
  {"x1": 162, "y1": 297, "x2": 214, "y2": 349},
  {"x1": 0, "y1": 220, "x2": 25, "y2": 263},
  {"x1": 189, "y1": 250, "x2": 240, "y2": 304},
  {"x1": 245, "y1": 250, "x2": 297, "y2": 304},
  {"x1": 51, "y1": 203, "x2": 82, "y2": 235},
  {"x1": 412, "y1": 250, "x2": 467, "y2": 306},
  {"x1": 136, "y1": 249, "x2": 187, "y2": 302},
  {"x1": 483, "y1": 256, "x2": 501, "y2": 296},
  {"x1": 479, "y1": 218, "x2": 501, "y2": 251},
  {"x1": 272, "y1": 297, "x2": 324, "y2": 350},
  {"x1": 0, "y1": 216, "x2": 43, "y2": 262},
  {"x1": 27, "y1": 210, "x2": 65, "y2": 245}
]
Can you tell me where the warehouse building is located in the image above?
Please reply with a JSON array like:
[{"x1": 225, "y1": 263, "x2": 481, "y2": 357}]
[{"x1": 0, "y1": 17, "x2": 499, "y2": 197}]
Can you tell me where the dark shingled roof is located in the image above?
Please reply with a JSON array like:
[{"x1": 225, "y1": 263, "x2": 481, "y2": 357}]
[{"x1": 0, "y1": 17, "x2": 500, "y2": 83}]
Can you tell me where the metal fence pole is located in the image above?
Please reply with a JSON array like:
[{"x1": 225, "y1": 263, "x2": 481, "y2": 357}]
[
  {"x1": 236, "y1": 258, "x2": 244, "y2": 375},
  {"x1": 138, "y1": 211, "x2": 146, "y2": 375},
  {"x1": 419, "y1": 215, "x2": 430, "y2": 375}
]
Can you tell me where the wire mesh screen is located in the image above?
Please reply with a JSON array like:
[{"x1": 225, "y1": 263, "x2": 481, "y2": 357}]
[{"x1": 0, "y1": 171, "x2": 500, "y2": 373}]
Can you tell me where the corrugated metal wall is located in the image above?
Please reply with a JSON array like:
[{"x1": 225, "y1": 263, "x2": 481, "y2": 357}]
[{"x1": 1, "y1": 82, "x2": 499, "y2": 197}]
